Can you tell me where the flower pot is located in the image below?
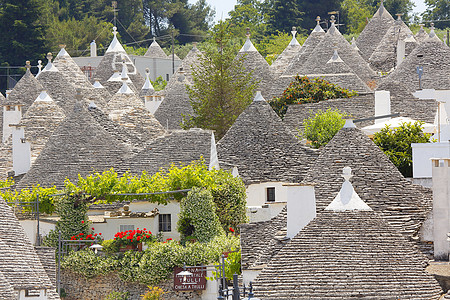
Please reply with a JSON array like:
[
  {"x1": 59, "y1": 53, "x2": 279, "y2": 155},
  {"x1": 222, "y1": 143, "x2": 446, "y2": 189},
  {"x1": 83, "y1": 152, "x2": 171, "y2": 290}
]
[{"x1": 119, "y1": 243, "x2": 143, "y2": 252}]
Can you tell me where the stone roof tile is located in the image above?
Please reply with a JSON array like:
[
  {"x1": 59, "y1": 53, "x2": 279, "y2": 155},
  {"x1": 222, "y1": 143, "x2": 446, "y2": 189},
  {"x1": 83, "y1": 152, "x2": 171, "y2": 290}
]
[{"x1": 144, "y1": 37, "x2": 168, "y2": 58}]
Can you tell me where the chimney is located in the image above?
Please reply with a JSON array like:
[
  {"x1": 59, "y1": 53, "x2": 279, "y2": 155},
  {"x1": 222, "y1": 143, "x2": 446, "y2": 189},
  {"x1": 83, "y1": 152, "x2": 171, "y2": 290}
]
[
  {"x1": 396, "y1": 38, "x2": 406, "y2": 67},
  {"x1": 432, "y1": 158, "x2": 450, "y2": 261},
  {"x1": 3, "y1": 103, "x2": 22, "y2": 143},
  {"x1": 284, "y1": 183, "x2": 316, "y2": 239},
  {"x1": 10, "y1": 124, "x2": 31, "y2": 176},
  {"x1": 90, "y1": 40, "x2": 97, "y2": 57},
  {"x1": 374, "y1": 90, "x2": 391, "y2": 124}
]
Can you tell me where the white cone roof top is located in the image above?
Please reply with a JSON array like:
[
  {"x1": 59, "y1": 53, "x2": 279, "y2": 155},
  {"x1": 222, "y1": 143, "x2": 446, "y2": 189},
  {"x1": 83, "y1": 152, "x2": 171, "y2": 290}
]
[
  {"x1": 106, "y1": 26, "x2": 126, "y2": 53},
  {"x1": 253, "y1": 91, "x2": 265, "y2": 102},
  {"x1": 42, "y1": 53, "x2": 58, "y2": 73},
  {"x1": 327, "y1": 49, "x2": 344, "y2": 63},
  {"x1": 313, "y1": 16, "x2": 325, "y2": 33},
  {"x1": 118, "y1": 81, "x2": 134, "y2": 94},
  {"x1": 289, "y1": 27, "x2": 300, "y2": 46},
  {"x1": 351, "y1": 37, "x2": 359, "y2": 51},
  {"x1": 108, "y1": 70, "x2": 132, "y2": 82},
  {"x1": 240, "y1": 29, "x2": 258, "y2": 52},
  {"x1": 93, "y1": 80, "x2": 105, "y2": 88},
  {"x1": 35, "y1": 91, "x2": 53, "y2": 102},
  {"x1": 325, "y1": 167, "x2": 372, "y2": 211},
  {"x1": 404, "y1": 33, "x2": 416, "y2": 43},
  {"x1": 56, "y1": 46, "x2": 70, "y2": 58},
  {"x1": 142, "y1": 69, "x2": 154, "y2": 90},
  {"x1": 343, "y1": 119, "x2": 356, "y2": 128},
  {"x1": 232, "y1": 166, "x2": 240, "y2": 178}
]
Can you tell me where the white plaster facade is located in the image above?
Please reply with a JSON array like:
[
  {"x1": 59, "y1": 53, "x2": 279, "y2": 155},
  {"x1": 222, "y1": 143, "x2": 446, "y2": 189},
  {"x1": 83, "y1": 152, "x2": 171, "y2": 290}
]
[
  {"x1": 11, "y1": 125, "x2": 31, "y2": 175},
  {"x1": 3, "y1": 104, "x2": 22, "y2": 143},
  {"x1": 18, "y1": 289, "x2": 48, "y2": 300},
  {"x1": 19, "y1": 219, "x2": 55, "y2": 246},
  {"x1": 412, "y1": 142, "x2": 450, "y2": 178},
  {"x1": 286, "y1": 183, "x2": 316, "y2": 239},
  {"x1": 246, "y1": 182, "x2": 288, "y2": 222},
  {"x1": 87, "y1": 200, "x2": 181, "y2": 241}
]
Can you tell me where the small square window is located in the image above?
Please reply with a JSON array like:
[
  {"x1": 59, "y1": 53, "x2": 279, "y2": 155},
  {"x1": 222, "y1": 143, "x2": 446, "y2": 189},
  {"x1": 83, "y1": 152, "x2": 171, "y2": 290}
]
[
  {"x1": 266, "y1": 187, "x2": 275, "y2": 202},
  {"x1": 159, "y1": 214, "x2": 171, "y2": 232}
]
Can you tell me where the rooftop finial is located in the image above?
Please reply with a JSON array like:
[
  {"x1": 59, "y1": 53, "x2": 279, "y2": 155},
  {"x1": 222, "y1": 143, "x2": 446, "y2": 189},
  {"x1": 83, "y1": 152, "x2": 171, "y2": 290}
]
[
  {"x1": 246, "y1": 27, "x2": 251, "y2": 38},
  {"x1": 46, "y1": 52, "x2": 53, "y2": 63},
  {"x1": 113, "y1": 26, "x2": 118, "y2": 37},
  {"x1": 289, "y1": 26, "x2": 300, "y2": 46},
  {"x1": 25, "y1": 61, "x2": 31, "y2": 71},
  {"x1": 59, "y1": 44, "x2": 66, "y2": 49},
  {"x1": 121, "y1": 59, "x2": 128, "y2": 81},
  {"x1": 316, "y1": 16, "x2": 321, "y2": 24},
  {"x1": 253, "y1": 91, "x2": 265, "y2": 102},
  {"x1": 429, "y1": 23, "x2": 436, "y2": 38},
  {"x1": 342, "y1": 166, "x2": 352, "y2": 181},
  {"x1": 328, "y1": 43, "x2": 344, "y2": 63},
  {"x1": 419, "y1": 24, "x2": 425, "y2": 33},
  {"x1": 330, "y1": 15, "x2": 336, "y2": 23},
  {"x1": 153, "y1": 36, "x2": 156, "y2": 42},
  {"x1": 313, "y1": 16, "x2": 325, "y2": 33},
  {"x1": 142, "y1": 68, "x2": 154, "y2": 91},
  {"x1": 395, "y1": 13, "x2": 403, "y2": 21},
  {"x1": 145, "y1": 68, "x2": 150, "y2": 75},
  {"x1": 37, "y1": 60, "x2": 42, "y2": 73}
]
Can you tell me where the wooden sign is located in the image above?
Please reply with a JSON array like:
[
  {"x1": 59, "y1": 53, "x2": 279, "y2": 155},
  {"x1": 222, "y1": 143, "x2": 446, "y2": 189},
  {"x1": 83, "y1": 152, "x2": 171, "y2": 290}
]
[{"x1": 173, "y1": 266, "x2": 207, "y2": 290}]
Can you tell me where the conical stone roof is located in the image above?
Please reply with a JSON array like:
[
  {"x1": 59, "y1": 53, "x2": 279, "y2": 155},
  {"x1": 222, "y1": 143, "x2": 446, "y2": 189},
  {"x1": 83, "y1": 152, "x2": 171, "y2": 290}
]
[
  {"x1": 53, "y1": 47, "x2": 92, "y2": 88},
  {"x1": 144, "y1": 37, "x2": 168, "y2": 58},
  {"x1": 16, "y1": 101, "x2": 131, "y2": 189},
  {"x1": 5, "y1": 65, "x2": 43, "y2": 114},
  {"x1": 18, "y1": 91, "x2": 66, "y2": 165},
  {"x1": 0, "y1": 196, "x2": 55, "y2": 292},
  {"x1": 415, "y1": 25, "x2": 429, "y2": 44},
  {"x1": 237, "y1": 36, "x2": 275, "y2": 100},
  {"x1": 253, "y1": 209, "x2": 442, "y2": 299},
  {"x1": 270, "y1": 28, "x2": 302, "y2": 75},
  {"x1": 122, "y1": 129, "x2": 213, "y2": 175},
  {"x1": 356, "y1": 1, "x2": 395, "y2": 60},
  {"x1": 283, "y1": 18, "x2": 326, "y2": 76},
  {"x1": 302, "y1": 126, "x2": 432, "y2": 238},
  {"x1": 298, "y1": 20, "x2": 378, "y2": 86},
  {"x1": 300, "y1": 49, "x2": 371, "y2": 93},
  {"x1": 379, "y1": 37, "x2": 450, "y2": 94},
  {"x1": 217, "y1": 93, "x2": 318, "y2": 185},
  {"x1": 369, "y1": 17, "x2": 416, "y2": 72},
  {"x1": 94, "y1": 27, "x2": 145, "y2": 92},
  {"x1": 154, "y1": 72, "x2": 193, "y2": 130}
]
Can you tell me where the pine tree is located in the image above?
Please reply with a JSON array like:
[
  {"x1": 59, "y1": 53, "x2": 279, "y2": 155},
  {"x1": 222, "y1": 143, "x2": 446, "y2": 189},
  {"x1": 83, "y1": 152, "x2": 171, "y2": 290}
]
[{"x1": 182, "y1": 22, "x2": 258, "y2": 139}]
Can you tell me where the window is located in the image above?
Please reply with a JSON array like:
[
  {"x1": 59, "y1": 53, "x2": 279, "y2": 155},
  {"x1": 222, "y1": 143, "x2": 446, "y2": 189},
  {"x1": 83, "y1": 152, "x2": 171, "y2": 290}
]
[
  {"x1": 166, "y1": 74, "x2": 170, "y2": 81},
  {"x1": 119, "y1": 225, "x2": 134, "y2": 232},
  {"x1": 266, "y1": 187, "x2": 275, "y2": 202},
  {"x1": 159, "y1": 214, "x2": 171, "y2": 232}
]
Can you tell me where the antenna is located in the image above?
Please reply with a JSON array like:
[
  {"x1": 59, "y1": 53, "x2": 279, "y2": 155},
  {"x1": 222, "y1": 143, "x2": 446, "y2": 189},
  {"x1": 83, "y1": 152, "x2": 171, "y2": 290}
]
[{"x1": 112, "y1": 1, "x2": 118, "y2": 27}]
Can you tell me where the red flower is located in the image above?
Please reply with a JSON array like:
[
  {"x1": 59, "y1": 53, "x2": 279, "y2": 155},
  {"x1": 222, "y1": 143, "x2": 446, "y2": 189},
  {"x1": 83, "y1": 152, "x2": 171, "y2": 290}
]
[
  {"x1": 81, "y1": 221, "x2": 84, "y2": 224},
  {"x1": 99, "y1": 233, "x2": 102, "y2": 235},
  {"x1": 166, "y1": 238, "x2": 172, "y2": 241},
  {"x1": 229, "y1": 227, "x2": 235, "y2": 233},
  {"x1": 143, "y1": 228, "x2": 146, "y2": 231},
  {"x1": 146, "y1": 235, "x2": 150, "y2": 238},
  {"x1": 92, "y1": 227, "x2": 95, "y2": 230}
]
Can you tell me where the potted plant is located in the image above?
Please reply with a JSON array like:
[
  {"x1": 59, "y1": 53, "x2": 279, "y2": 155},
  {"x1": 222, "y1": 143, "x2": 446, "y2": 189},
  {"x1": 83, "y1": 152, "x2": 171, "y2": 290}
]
[{"x1": 113, "y1": 228, "x2": 155, "y2": 252}]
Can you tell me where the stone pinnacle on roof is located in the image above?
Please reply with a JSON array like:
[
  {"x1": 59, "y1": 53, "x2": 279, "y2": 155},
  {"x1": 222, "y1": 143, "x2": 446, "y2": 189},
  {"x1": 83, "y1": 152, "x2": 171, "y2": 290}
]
[
  {"x1": 239, "y1": 27, "x2": 258, "y2": 52},
  {"x1": 37, "y1": 60, "x2": 43, "y2": 76},
  {"x1": 325, "y1": 167, "x2": 373, "y2": 211},
  {"x1": 42, "y1": 52, "x2": 58, "y2": 73},
  {"x1": 313, "y1": 16, "x2": 325, "y2": 33},
  {"x1": 253, "y1": 91, "x2": 265, "y2": 102},
  {"x1": 106, "y1": 26, "x2": 126, "y2": 53},
  {"x1": 142, "y1": 68, "x2": 154, "y2": 91},
  {"x1": 289, "y1": 26, "x2": 300, "y2": 46},
  {"x1": 429, "y1": 23, "x2": 436, "y2": 38},
  {"x1": 56, "y1": 44, "x2": 69, "y2": 58},
  {"x1": 25, "y1": 60, "x2": 31, "y2": 73},
  {"x1": 120, "y1": 60, "x2": 129, "y2": 81}
]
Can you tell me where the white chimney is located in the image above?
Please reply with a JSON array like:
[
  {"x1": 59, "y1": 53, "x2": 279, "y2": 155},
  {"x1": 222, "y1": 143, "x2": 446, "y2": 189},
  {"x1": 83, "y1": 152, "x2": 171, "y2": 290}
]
[
  {"x1": 11, "y1": 124, "x2": 31, "y2": 176},
  {"x1": 431, "y1": 158, "x2": 450, "y2": 260},
  {"x1": 374, "y1": 90, "x2": 391, "y2": 124},
  {"x1": 90, "y1": 40, "x2": 97, "y2": 57},
  {"x1": 284, "y1": 183, "x2": 316, "y2": 239},
  {"x1": 3, "y1": 104, "x2": 22, "y2": 143},
  {"x1": 396, "y1": 39, "x2": 406, "y2": 67}
]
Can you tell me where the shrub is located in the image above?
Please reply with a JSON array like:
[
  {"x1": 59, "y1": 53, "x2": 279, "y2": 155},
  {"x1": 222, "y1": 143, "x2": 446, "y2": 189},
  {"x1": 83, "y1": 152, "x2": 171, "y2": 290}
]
[
  {"x1": 302, "y1": 108, "x2": 347, "y2": 148},
  {"x1": 177, "y1": 187, "x2": 225, "y2": 243},
  {"x1": 113, "y1": 229, "x2": 155, "y2": 247},
  {"x1": 105, "y1": 291, "x2": 129, "y2": 300},
  {"x1": 269, "y1": 75, "x2": 357, "y2": 119},
  {"x1": 373, "y1": 121, "x2": 431, "y2": 177},
  {"x1": 142, "y1": 286, "x2": 164, "y2": 300}
]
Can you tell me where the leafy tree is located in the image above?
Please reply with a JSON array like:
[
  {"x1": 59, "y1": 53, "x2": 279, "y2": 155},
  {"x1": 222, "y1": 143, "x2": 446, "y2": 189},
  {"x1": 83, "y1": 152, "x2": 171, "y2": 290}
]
[
  {"x1": 301, "y1": 109, "x2": 347, "y2": 148},
  {"x1": 177, "y1": 187, "x2": 225, "y2": 243},
  {"x1": 257, "y1": 31, "x2": 306, "y2": 64},
  {"x1": 269, "y1": 75, "x2": 357, "y2": 119},
  {"x1": 266, "y1": 0, "x2": 304, "y2": 34},
  {"x1": 373, "y1": 121, "x2": 431, "y2": 177},
  {"x1": 340, "y1": 0, "x2": 374, "y2": 34},
  {"x1": 45, "y1": 16, "x2": 113, "y2": 56},
  {"x1": 182, "y1": 21, "x2": 258, "y2": 139},
  {"x1": 423, "y1": 0, "x2": 450, "y2": 29},
  {"x1": 224, "y1": 0, "x2": 269, "y2": 40},
  {"x1": 296, "y1": 0, "x2": 342, "y2": 31},
  {"x1": 382, "y1": 0, "x2": 414, "y2": 22}
]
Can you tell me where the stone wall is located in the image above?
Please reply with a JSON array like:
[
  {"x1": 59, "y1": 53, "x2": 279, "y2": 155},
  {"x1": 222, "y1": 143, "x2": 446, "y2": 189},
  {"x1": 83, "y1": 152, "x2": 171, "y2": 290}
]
[{"x1": 61, "y1": 270, "x2": 202, "y2": 300}]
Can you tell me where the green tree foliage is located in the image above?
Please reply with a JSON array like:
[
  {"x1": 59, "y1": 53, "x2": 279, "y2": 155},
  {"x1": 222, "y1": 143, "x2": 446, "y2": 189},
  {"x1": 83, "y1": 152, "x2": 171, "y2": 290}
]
[
  {"x1": 257, "y1": 31, "x2": 305, "y2": 64},
  {"x1": 269, "y1": 75, "x2": 357, "y2": 119},
  {"x1": 340, "y1": 0, "x2": 374, "y2": 34},
  {"x1": 45, "y1": 16, "x2": 113, "y2": 55},
  {"x1": 177, "y1": 187, "x2": 225, "y2": 243},
  {"x1": 382, "y1": 0, "x2": 414, "y2": 22},
  {"x1": 0, "y1": 0, "x2": 48, "y2": 66},
  {"x1": 423, "y1": 0, "x2": 450, "y2": 29},
  {"x1": 266, "y1": 0, "x2": 304, "y2": 34},
  {"x1": 296, "y1": 0, "x2": 342, "y2": 31},
  {"x1": 301, "y1": 109, "x2": 347, "y2": 148},
  {"x1": 373, "y1": 121, "x2": 431, "y2": 177},
  {"x1": 183, "y1": 22, "x2": 258, "y2": 139}
]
